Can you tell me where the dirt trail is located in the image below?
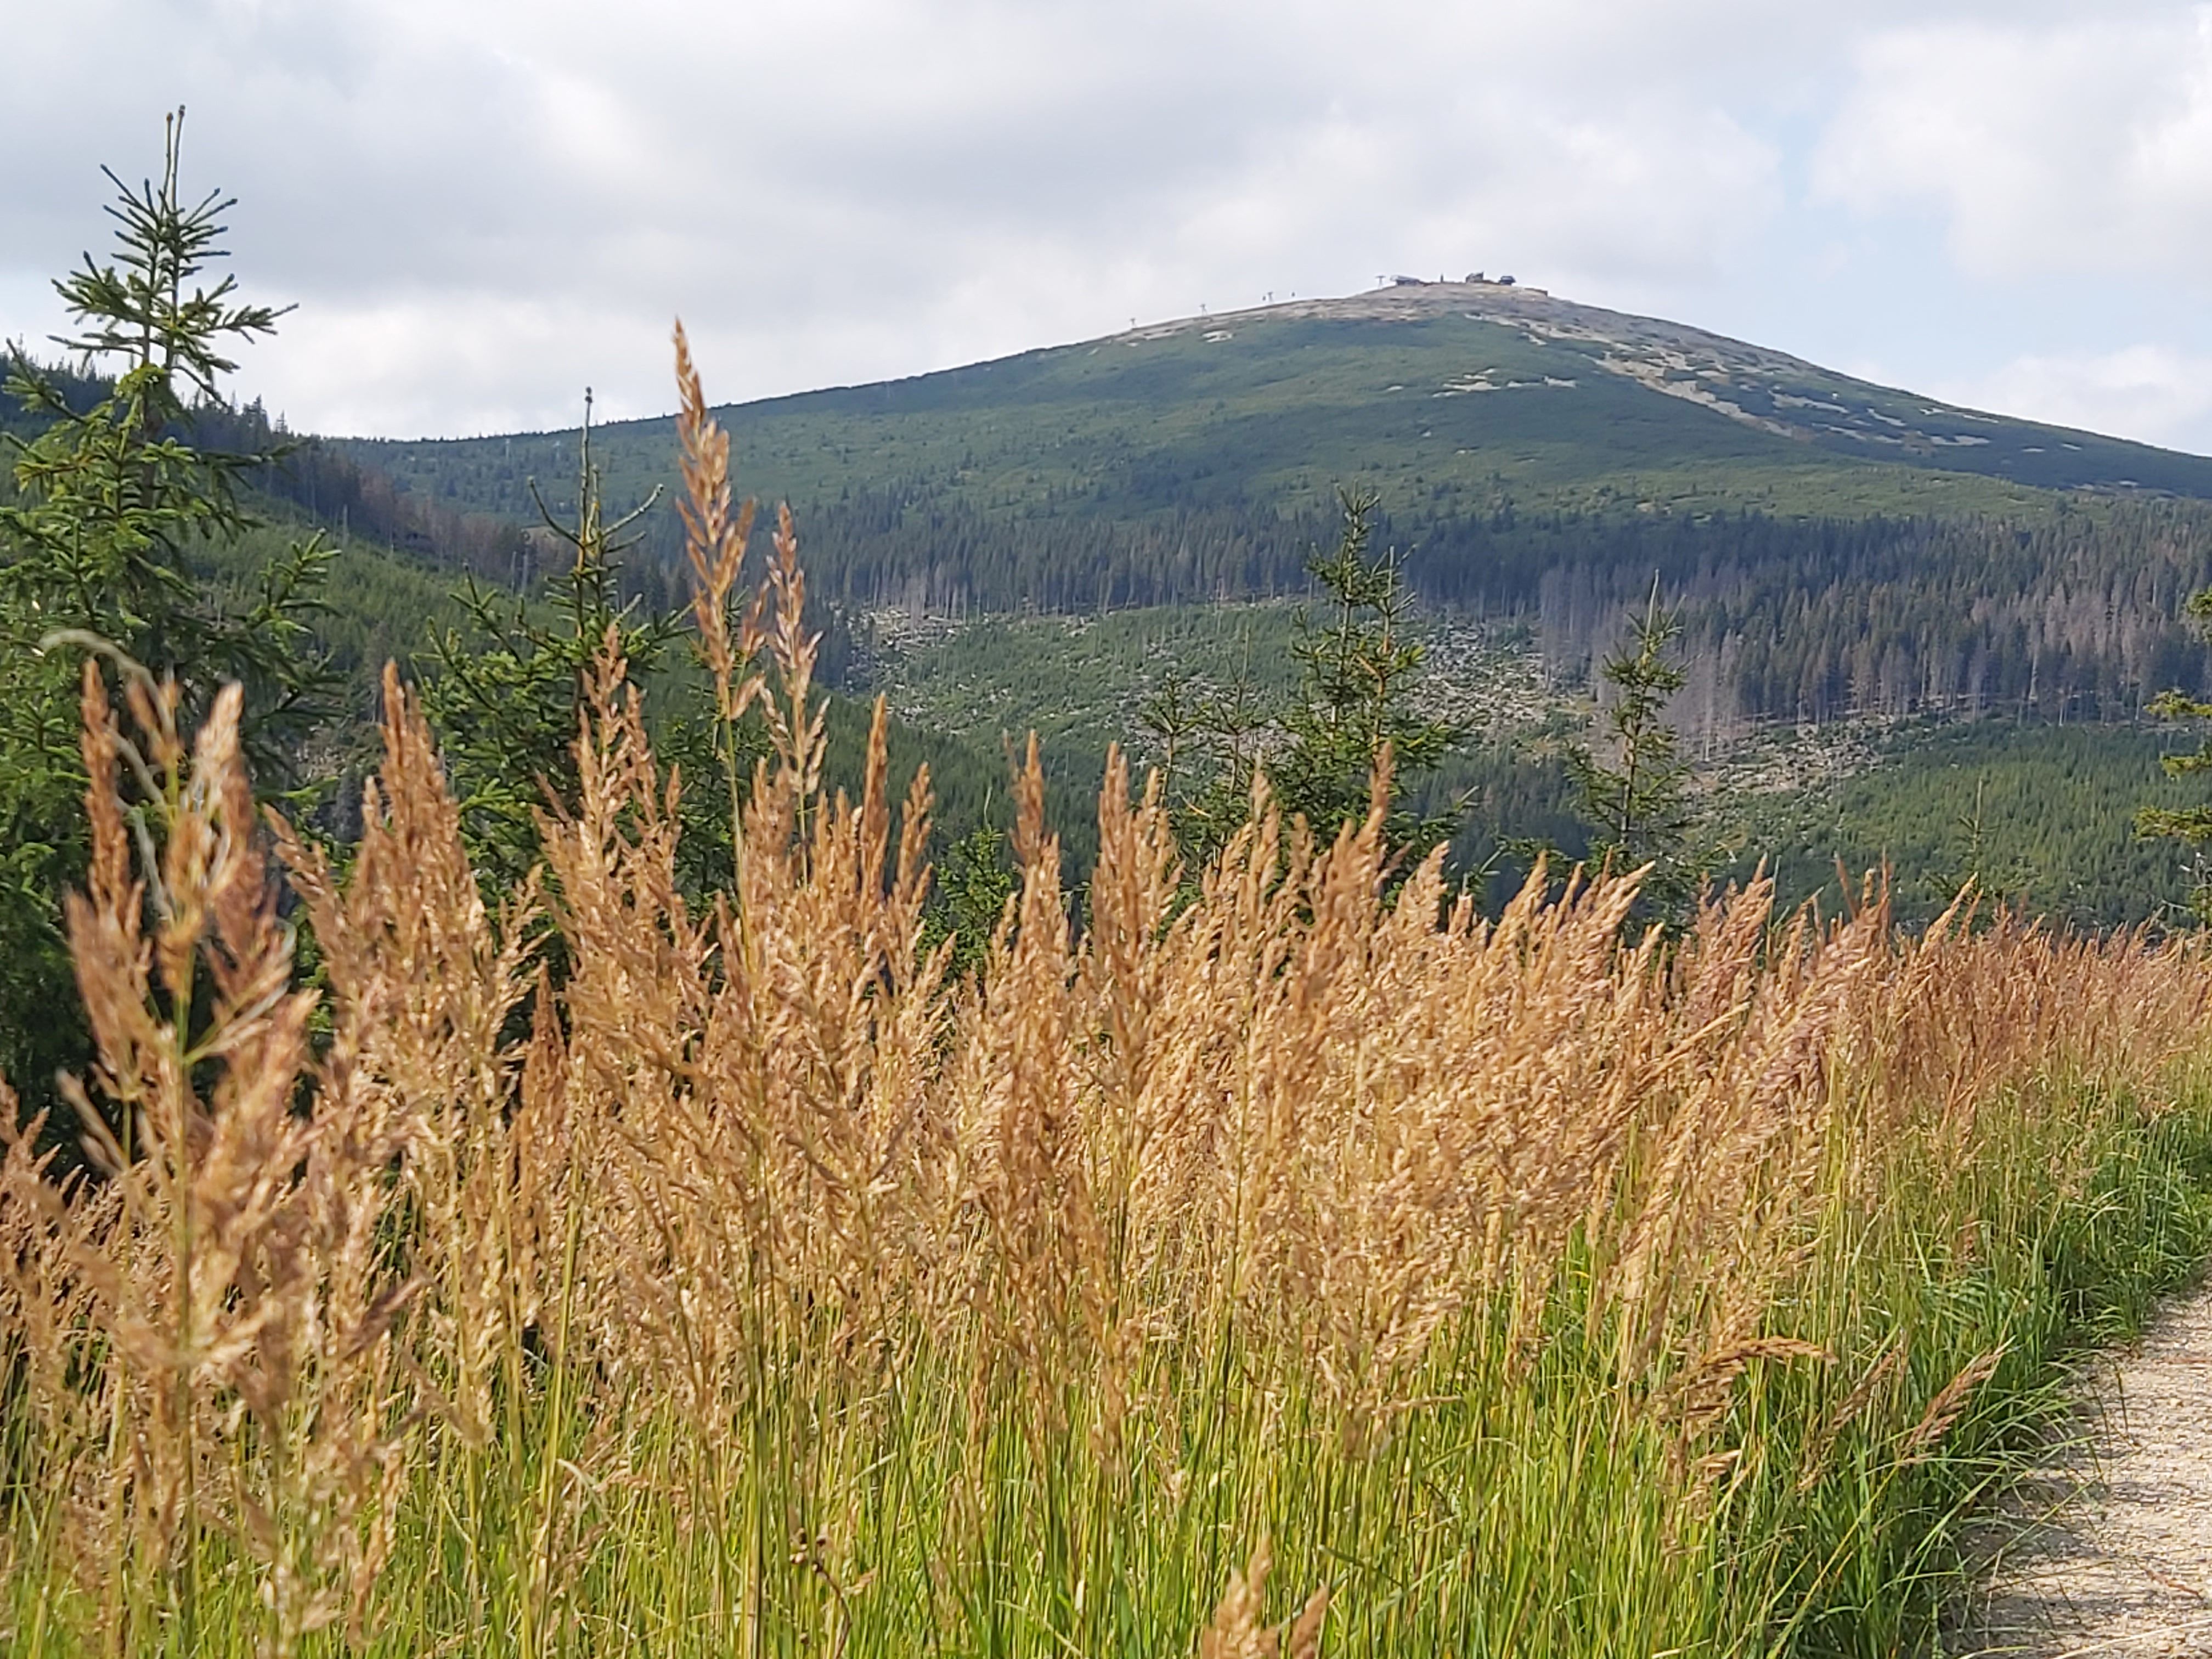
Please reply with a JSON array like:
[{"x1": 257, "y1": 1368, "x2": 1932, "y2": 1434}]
[{"x1": 1954, "y1": 1282, "x2": 2212, "y2": 1656}]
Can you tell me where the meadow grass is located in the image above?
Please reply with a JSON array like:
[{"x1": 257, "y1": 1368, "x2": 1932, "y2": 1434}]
[{"x1": 7, "y1": 340, "x2": 2212, "y2": 1657}]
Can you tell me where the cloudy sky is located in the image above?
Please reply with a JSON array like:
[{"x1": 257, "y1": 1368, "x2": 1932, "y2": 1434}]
[{"x1": 6, "y1": 1, "x2": 2212, "y2": 451}]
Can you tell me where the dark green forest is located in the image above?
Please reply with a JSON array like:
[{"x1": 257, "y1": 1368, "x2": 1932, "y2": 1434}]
[
  {"x1": 849, "y1": 597, "x2": 2212, "y2": 928},
  {"x1": 1724, "y1": 720, "x2": 2206, "y2": 928}
]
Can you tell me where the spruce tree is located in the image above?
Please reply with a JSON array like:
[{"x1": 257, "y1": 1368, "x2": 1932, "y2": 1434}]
[
  {"x1": 1142, "y1": 487, "x2": 1459, "y2": 873},
  {"x1": 0, "y1": 111, "x2": 337, "y2": 1126},
  {"x1": 2136, "y1": 587, "x2": 2212, "y2": 919},
  {"x1": 422, "y1": 392, "x2": 774, "y2": 905},
  {"x1": 1566, "y1": 583, "x2": 1700, "y2": 918}
]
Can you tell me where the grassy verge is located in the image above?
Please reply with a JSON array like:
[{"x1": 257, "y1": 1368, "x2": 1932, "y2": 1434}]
[
  {"x1": 10, "y1": 1069, "x2": 2210, "y2": 1655},
  {"x1": 5, "y1": 581, "x2": 2212, "y2": 1658}
]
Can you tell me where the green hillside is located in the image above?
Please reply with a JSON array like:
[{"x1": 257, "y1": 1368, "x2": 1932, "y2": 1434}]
[
  {"x1": 342, "y1": 282, "x2": 2212, "y2": 527},
  {"x1": 331, "y1": 284, "x2": 2212, "y2": 734},
  {"x1": 22, "y1": 287, "x2": 2201, "y2": 926}
]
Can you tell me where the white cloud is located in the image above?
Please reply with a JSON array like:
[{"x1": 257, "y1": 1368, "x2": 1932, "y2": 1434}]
[
  {"x1": 0, "y1": 0, "x2": 1815, "y2": 434},
  {"x1": 2, "y1": 2, "x2": 2207, "y2": 441},
  {"x1": 1816, "y1": 9, "x2": 2212, "y2": 284}
]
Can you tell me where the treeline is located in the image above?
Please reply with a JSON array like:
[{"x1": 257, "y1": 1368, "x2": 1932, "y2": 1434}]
[
  {"x1": 7, "y1": 371, "x2": 879, "y2": 686},
  {"x1": 2, "y1": 370, "x2": 534, "y2": 582},
  {"x1": 1446, "y1": 503, "x2": 2212, "y2": 732},
  {"x1": 622, "y1": 481, "x2": 1341, "y2": 617},
  {"x1": 702, "y1": 487, "x2": 2212, "y2": 740},
  {"x1": 188, "y1": 398, "x2": 539, "y2": 583}
]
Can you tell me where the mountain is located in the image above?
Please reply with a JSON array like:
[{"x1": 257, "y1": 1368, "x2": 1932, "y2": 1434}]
[
  {"x1": 342, "y1": 280, "x2": 2212, "y2": 522},
  {"x1": 333, "y1": 283, "x2": 2212, "y2": 735},
  {"x1": 17, "y1": 288, "x2": 2205, "y2": 926}
]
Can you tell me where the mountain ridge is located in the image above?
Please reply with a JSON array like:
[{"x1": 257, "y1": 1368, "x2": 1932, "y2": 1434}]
[
  {"x1": 320, "y1": 283, "x2": 2212, "y2": 735},
  {"x1": 338, "y1": 279, "x2": 2212, "y2": 532},
  {"x1": 1070, "y1": 279, "x2": 2212, "y2": 498}
]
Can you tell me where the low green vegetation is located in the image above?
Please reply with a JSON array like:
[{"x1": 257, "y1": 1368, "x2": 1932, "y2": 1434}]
[{"x1": 1728, "y1": 720, "x2": 2206, "y2": 929}]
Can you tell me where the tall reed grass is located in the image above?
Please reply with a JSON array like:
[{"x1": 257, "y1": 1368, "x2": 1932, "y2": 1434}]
[{"x1": 5, "y1": 338, "x2": 2212, "y2": 1656}]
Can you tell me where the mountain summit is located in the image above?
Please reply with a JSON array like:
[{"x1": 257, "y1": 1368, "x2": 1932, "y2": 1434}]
[{"x1": 1109, "y1": 278, "x2": 2212, "y2": 500}]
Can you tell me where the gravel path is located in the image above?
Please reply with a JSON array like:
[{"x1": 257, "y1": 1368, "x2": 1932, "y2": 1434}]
[{"x1": 1953, "y1": 1282, "x2": 2212, "y2": 1656}]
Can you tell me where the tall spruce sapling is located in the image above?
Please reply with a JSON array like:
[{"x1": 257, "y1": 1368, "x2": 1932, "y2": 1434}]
[
  {"x1": 424, "y1": 392, "x2": 757, "y2": 901},
  {"x1": 1142, "y1": 487, "x2": 1460, "y2": 874},
  {"x1": 1564, "y1": 583, "x2": 1702, "y2": 919},
  {"x1": 2136, "y1": 586, "x2": 2212, "y2": 920},
  {"x1": 4, "y1": 112, "x2": 338, "y2": 767},
  {"x1": 1139, "y1": 640, "x2": 1273, "y2": 867},
  {"x1": 1276, "y1": 488, "x2": 1459, "y2": 852},
  {"x1": 918, "y1": 817, "x2": 1017, "y2": 978},
  {"x1": 0, "y1": 110, "x2": 338, "y2": 1128}
]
